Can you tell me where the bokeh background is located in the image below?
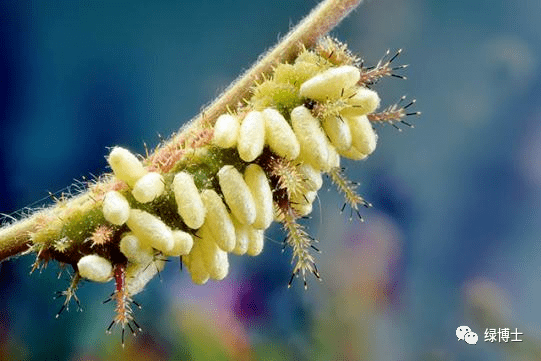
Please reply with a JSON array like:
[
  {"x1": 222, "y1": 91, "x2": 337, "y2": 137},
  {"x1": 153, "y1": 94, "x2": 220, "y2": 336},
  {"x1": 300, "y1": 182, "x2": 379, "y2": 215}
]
[{"x1": 1, "y1": 0, "x2": 541, "y2": 360}]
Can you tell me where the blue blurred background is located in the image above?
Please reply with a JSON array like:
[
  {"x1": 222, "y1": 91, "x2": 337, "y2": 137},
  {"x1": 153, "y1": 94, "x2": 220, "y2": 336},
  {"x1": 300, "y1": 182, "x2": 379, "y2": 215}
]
[{"x1": 1, "y1": 0, "x2": 541, "y2": 360}]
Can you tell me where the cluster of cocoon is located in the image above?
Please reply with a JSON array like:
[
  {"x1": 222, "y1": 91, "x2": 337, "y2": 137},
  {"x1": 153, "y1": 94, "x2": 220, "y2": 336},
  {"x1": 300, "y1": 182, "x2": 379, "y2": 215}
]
[{"x1": 83, "y1": 56, "x2": 381, "y2": 290}]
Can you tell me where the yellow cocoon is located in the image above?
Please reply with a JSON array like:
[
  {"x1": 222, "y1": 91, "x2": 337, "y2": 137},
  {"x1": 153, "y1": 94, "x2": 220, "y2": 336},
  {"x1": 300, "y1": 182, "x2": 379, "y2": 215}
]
[
  {"x1": 107, "y1": 146, "x2": 147, "y2": 187},
  {"x1": 132, "y1": 172, "x2": 165, "y2": 203},
  {"x1": 262, "y1": 108, "x2": 300, "y2": 160},
  {"x1": 77, "y1": 254, "x2": 113, "y2": 283},
  {"x1": 172, "y1": 171, "x2": 206, "y2": 229},
  {"x1": 185, "y1": 241, "x2": 210, "y2": 285},
  {"x1": 167, "y1": 230, "x2": 194, "y2": 256},
  {"x1": 238, "y1": 110, "x2": 265, "y2": 162},
  {"x1": 322, "y1": 115, "x2": 352, "y2": 151},
  {"x1": 102, "y1": 191, "x2": 130, "y2": 225},
  {"x1": 345, "y1": 114, "x2": 378, "y2": 156},
  {"x1": 246, "y1": 228, "x2": 264, "y2": 256},
  {"x1": 244, "y1": 164, "x2": 273, "y2": 230},
  {"x1": 213, "y1": 113, "x2": 240, "y2": 148},
  {"x1": 297, "y1": 164, "x2": 323, "y2": 191},
  {"x1": 232, "y1": 218, "x2": 249, "y2": 255},
  {"x1": 197, "y1": 225, "x2": 229, "y2": 281},
  {"x1": 200, "y1": 189, "x2": 236, "y2": 252},
  {"x1": 119, "y1": 233, "x2": 154, "y2": 264},
  {"x1": 126, "y1": 209, "x2": 174, "y2": 254},
  {"x1": 341, "y1": 87, "x2": 381, "y2": 116},
  {"x1": 299, "y1": 65, "x2": 361, "y2": 101},
  {"x1": 218, "y1": 165, "x2": 256, "y2": 226},
  {"x1": 291, "y1": 106, "x2": 329, "y2": 170},
  {"x1": 125, "y1": 258, "x2": 166, "y2": 296}
]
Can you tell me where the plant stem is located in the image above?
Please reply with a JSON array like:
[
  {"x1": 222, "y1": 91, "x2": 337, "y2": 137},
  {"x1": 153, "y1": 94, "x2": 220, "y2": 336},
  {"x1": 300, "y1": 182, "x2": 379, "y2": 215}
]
[{"x1": 0, "y1": 0, "x2": 363, "y2": 262}]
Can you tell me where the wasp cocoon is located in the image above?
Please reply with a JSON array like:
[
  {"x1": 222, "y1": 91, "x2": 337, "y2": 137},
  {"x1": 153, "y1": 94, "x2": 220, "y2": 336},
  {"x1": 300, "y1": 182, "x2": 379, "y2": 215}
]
[
  {"x1": 102, "y1": 191, "x2": 130, "y2": 225},
  {"x1": 246, "y1": 228, "x2": 264, "y2": 256},
  {"x1": 244, "y1": 164, "x2": 273, "y2": 230},
  {"x1": 132, "y1": 172, "x2": 165, "y2": 203},
  {"x1": 213, "y1": 113, "x2": 240, "y2": 148},
  {"x1": 218, "y1": 165, "x2": 256, "y2": 226},
  {"x1": 291, "y1": 106, "x2": 329, "y2": 171},
  {"x1": 297, "y1": 164, "x2": 323, "y2": 191},
  {"x1": 345, "y1": 114, "x2": 378, "y2": 156},
  {"x1": 125, "y1": 258, "x2": 166, "y2": 296},
  {"x1": 107, "y1": 146, "x2": 147, "y2": 187},
  {"x1": 262, "y1": 108, "x2": 300, "y2": 160},
  {"x1": 185, "y1": 241, "x2": 210, "y2": 285},
  {"x1": 126, "y1": 209, "x2": 174, "y2": 253},
  {"x1": 200, "y1": 189, "x2": 236, "y2": 252},
  {"x1": 341, "y1": 87, "x2": 381, "y2": 116},
  {"x1": 322, "y1": 115, "x2": 352, "y2": 151},
  {"x1": 237, "y1": 110, "x2": 265, "y2": 162},
  {"x1": 77, "y1": 254, "x2": 113, "y2": 283},
  {"x1": 232, "y1": 218, "x2": 249, "y2": 255},
  {"x1": 167, "y1": 230, "x2": 194, "y2": 256},
  {"x1": 119, "y1": 233, "x2": 154, "y2": 264},
  {"x1": 172, "y1": 171, "x2": 206, "y2": 229},
  {"x1": 198, "y1": 225, "x2": 229, "y2": 281},
  {"x1": 299, "y1": 65, "x2": 361, "y2": 101}
]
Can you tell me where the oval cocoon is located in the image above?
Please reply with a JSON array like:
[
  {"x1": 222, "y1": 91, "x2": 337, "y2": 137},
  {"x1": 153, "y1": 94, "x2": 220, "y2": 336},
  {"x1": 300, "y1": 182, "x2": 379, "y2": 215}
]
[
  {"x1": 102, "y1": 191, "x2": 130, "y2": 225},
  {"x1": 322, "y1": 115, "x2": 352, "y2": 152},
  {"x1": 200, "y1": 189, "x2": 236, "y2": 252},
  {"x1": 246, "y1": 228, "x2": 264, "y2": 256},
  {"x1": 125, "y1": 258, "x2": 166, "y2": 296},
  {"x1": 290, "y1": 106, "x2": 329, "y2": 170},
  {"x1": 132, "y1": 172, "x2": 165, "y2": 203},
  {"x1": 197, "y1": 225, "x2": 229, "y2": 281},
  {"x1": 119, "y1": 233, "x2": 154, "y2": 264},
  {"x1": 244, "y1": 164, "x2": 273, "y2": 230},
  {"x1": 107, "y1": 147, "x2": 147, "y2": 187},
  {"x1": 126, "y1": 209, "x2": 174, "y2": 253},
  {"x1": 237, "y1": 110, "x2": 265, "y2": 162},
  {"x1": 262, "y1": 108, "x2": 300, "y2": 160},
  {"x1": 345, "y1": 114, "x2": 378, "y2": 156},
  {"x1": 167, "y1": 230, "x2": 194, "y2": 256},
  {"x1": 297, "y1": 164, "x2": 323, "y2": 191},
  {"x1": 77, "y1": 254, "x2": 113, "y2": 283},
  {"x1": 299, "y1": 65, "x2": 361, "y2": 101},
  {"x1": 218, "y1": 165, "x2": 256, "y2": 225},
  {"x1": 213, "y1": 113, "x2": 240, "y2": 148},
  {"x1": 173, "y1": 171, "x2": 206, "y2": 229},
  {"x1": 185, "y1": 241, "x2": 210, "y2": 285},
  {"x1": 341, "y1": 87, "x2": 381, "y2": 116}
]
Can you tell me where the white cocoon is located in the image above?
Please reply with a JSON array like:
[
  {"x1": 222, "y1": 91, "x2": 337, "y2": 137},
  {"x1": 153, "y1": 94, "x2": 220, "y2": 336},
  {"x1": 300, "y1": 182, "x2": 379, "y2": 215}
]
[
  {"x1": 291, "y1": 106, "x2": 329, "y2": 170},
  {"x1": 341, "y1": 87, "x2": 381, "y2": 116},
  {"x1": 246, "y1": 228, "x2": 264, "y2": 256},
  {"x1": 213, "y1": 113, "x2": 240, "y2": 148},
  {"x1": 299, "y1": 65, "x2": 361, "y2": 101},
  {"x1": 262, "y1": 108, "x2": 300, "y2": 160},
  {"x1": 237, "y1": 110, "x2": 265, "y2": 162},
  {"x1": 244, "y1": 164, "x2": 273, "y2": 230},
  {"x1": 200, "y1": 189, "x2": 236, "y2": 252},
  {"x1": 126, "y1": 209, "x2": 174, "y2": 253},
  {"x1": 232, "y1": 218, "x2": 249, "y2": 255},
  {"x1": 77, "y1": 254, "x2": 113, "y2": 283},
  {"x1": 345, "y1": 114, "x2": 378, "y2": 156},
  {"x1": 218, "y1": 165, "x2": 256, "y2": 226},
  {"x1": 125, "y1": 258, "x2": 166, "y2": 296},
  {"x1": 102, "y1": 191, "x2": 130, "y2": 225},
  {"x1": 185, "y1": 241, "x2": 210, "y2": 285},
  {"x1": 173, "y1": 171, "x2": 206, "y2": 229},
  {"x1": 297, "y1": 164, "x2": 323, "y2": 191},
  {"x1": 167, "y1": 230, "x2": 194, "y2": 256},
  {"x1": 107, "y1": 147, "x2": 147, "y2": 187},
  {"x1": 132, "y1": 172, "x2": 165, "y2": 203},
  {"x1": 119, "y1": 233, "x2": 154, "y2": 264},
  {"x1": 198, "y1": 225, "x2": 229, "y2": 281},
  {"x1": 322, "y1": 115, "x2": 352, "y2": 151}
]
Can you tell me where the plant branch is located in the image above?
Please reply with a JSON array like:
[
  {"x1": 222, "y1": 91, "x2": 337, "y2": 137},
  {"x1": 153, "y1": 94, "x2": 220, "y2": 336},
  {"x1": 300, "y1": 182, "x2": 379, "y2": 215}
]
[{"x1": 0, "y1": 0, "x2": 363, "y2": 262}]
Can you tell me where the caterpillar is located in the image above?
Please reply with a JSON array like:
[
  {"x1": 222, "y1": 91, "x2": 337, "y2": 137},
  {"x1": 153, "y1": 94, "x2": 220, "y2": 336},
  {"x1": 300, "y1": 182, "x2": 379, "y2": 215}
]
[{"x1": 22, "y1": 35, "x2": 418, "y2": 342}]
